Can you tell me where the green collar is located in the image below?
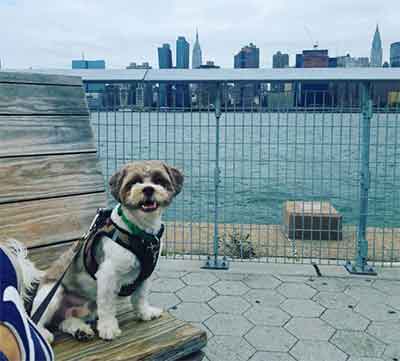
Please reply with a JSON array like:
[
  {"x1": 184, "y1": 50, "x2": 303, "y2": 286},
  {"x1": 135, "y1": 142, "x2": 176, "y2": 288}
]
[{"x1": 117, "y1": 205, "x2": 164, "y2": 241}]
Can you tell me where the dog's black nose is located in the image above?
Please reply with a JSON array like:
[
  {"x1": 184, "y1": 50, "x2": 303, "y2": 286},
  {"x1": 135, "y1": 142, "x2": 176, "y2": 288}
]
[{"x1": 143, "y1": 186, "x2": 154, "y2": 197}]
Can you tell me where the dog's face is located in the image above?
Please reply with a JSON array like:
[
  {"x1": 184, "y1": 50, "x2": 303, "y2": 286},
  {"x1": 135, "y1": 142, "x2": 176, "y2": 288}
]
[{"x1": 109, "y1": 161, "x2": 184, "y2": 215}]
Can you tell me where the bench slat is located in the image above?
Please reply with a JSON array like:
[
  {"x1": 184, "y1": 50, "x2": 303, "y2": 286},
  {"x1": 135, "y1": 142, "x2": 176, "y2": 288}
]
[
  {"x1": 0, "y1": 115, "x2": 96, "y2": 156},
  {"x1": 0, "y1": 153, "x2": 105, "y2": 204},
  {"x1": 0, "y1": 83, "x2": 88, "y2": 115},
  {"x1": 53, "y1": 313, "x2": 206, "y2": 361},
  {"x1": 0, "y1": 193, "x2": 106, "y2": 248},
  {"x1": 0, "y1": 71, "x2": 82, "y2": 87}
]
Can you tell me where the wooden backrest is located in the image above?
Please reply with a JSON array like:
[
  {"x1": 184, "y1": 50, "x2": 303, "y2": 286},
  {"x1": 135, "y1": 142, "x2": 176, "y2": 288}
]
[{"x1": 0, "y1": 72, "x2": 107, "y2": 250}]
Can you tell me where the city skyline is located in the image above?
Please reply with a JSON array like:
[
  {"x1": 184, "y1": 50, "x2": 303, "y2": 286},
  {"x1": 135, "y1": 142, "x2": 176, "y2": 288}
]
[{"x1": 0, "y1": 0, "x2": 399, "y2": 69}]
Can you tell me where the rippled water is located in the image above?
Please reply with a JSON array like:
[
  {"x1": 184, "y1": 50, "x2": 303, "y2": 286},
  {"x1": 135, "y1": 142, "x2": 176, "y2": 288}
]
[{"x1": 91, "y1": 111, "x2": 400, "y2": 227}]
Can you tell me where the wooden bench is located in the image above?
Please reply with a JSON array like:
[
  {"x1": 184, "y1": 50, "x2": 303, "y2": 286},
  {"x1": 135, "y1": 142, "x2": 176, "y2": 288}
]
[{"x1": 0, "y1": 71, "x2": 206, "y2": 360}]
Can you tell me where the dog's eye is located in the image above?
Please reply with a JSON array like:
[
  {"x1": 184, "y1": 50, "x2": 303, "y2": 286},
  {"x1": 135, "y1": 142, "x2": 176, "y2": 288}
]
[
  {"x1": 129, "y1": 176, "x2": 143, "y2": 186},
  {"x1": 152, "y1": 174, "x2": 168, "y2": 187}
]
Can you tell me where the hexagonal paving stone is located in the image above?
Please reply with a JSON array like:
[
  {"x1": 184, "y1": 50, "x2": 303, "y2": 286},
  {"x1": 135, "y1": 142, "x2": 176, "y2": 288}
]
[
  {"x1": 367, "y1": 321, "x2": 400, "y2": 344},
  {"x1": 249, "y1": 352, "x2": 296, "y2": 361},
  {"x1": 176, "y1": 285, "x2": 216, "y2": 303},
  {"x1": 290, "y1": 340, "x2": 347, "y2": 361},
  {"x1": 280, "y1": 299, "x2": 324, "y2": 318},
  {"x1": 321, "y1": 309, "x2": 369, "y2": 331},
  {"x1": 169, "y1": 302, "x2": 214, "y2": 322},
  {"x1": 372, "y1": 279, "x2": 400, "y2": 296},
  {"x1": 306, "y1": 277, "x2": 347, "y2": 292},
  {"x1": 204, "y1": 314, "x2": 253, "y2": 336},
  {"x1": 182, "y1": 272, "x2": 219, "y2": 286},
  {"x1": 205, "y1": 336, "x2": 255, "y2": 361},
  {"x1": 275, "y1": 275, "x2": 314, "y2": 283},
  {"x1": 331, "y1": 330, "x2": 385, "y2": 358},
  {"x1": 148, "y1": 292, "x2": 181, "y2": 310},
  {"x1": 208, "y1": 295, "x2": 251, "y2": 314},
  {"x1": 211, "y1": 280, "x2": 249, "y2": 296},
  {"x1": 345, "y1": 286, "x2": 385, "y2": 301},
  {"x1": 243, "y1": 274, "x2": 282, "y2": 290},
  {"x1": 277, "y1": 283, "x2": 317, "y2": 299},
  {"x1": 348, "y1": 358, "x2": 385, "y2": 361},
  {"x1": 244, "y1": 305, "x2": 291, "y2": 326},
  {"x1": 150, "y1": 277, "x2": 185, "y2": 293},
  {"x1": 245, "y1": 326, "x2": 297, "y2": 352},
  {"x1": 155, "y1": 270, "x2": 188, "y2": 279},
  {"x1": 383, "y1": 343, "x2": 400, "y2": 360},
  {"x1": 285, "y1": 317, "x2": 335, "y2": 341},
  {"x1": 386, "y1": 295, "x2": 400, "y2": 310},
  {"x1": 217, "y1": 272, "x2": 246, "y2": 281},
  {"x1": 244, "y1": 289, "x2": 286, "y2": 307},
  {"x1": 313, "y1": 291, "x2": 359, "y2": 309},
  {"x1": 355, "y1": 300, "x2": 400, "y2": 322}
]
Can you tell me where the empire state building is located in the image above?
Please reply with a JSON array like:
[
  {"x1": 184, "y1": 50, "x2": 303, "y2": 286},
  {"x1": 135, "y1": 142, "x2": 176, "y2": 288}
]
[
  {"x1": 370, "y1": 25, "x2": 383, "y2": 67},
  {"x1": 192, "y1": 29, "x2": 202, "y2": 69}
]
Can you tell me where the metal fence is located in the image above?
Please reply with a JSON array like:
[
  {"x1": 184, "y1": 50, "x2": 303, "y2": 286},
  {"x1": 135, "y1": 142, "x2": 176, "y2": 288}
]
[{"x1": 89, "y1": 79, "x2": 400, "y2": 271}]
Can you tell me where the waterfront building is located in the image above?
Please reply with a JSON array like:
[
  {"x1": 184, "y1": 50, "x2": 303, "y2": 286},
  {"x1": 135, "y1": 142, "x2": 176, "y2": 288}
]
[
  {"x1": 273, "y1": 51, "x2": 289, "y2": 68},
  {"x1": 370, "y1": 25, "x2": 383, "y2": 67},
  {"x1": 192, "y1": 30, "x2": 202, "y2": 69},
  {"x1": 157, "y1": 43, "x2": 173, "y2": 107},
  {"x1": 390, "y1": 42, "x2": 400, "y2": 67},
  {"x1": 72, "y1": 59, "x2": 105, "y2": 69},
  {"x1": 335, "y1": 54, "x2": 369, "y2": 67}
]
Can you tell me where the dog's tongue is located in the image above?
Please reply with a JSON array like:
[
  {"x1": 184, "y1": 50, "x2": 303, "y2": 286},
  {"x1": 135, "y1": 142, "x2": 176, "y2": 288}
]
[{"x1": 141, "y1": 201, "x2": 157, "y2": 211}]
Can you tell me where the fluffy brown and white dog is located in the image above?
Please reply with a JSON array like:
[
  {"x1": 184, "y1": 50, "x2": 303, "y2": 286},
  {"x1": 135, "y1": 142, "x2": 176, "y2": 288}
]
[{"x1": 32, "y1": 160, "x2": 183, "y2": 341}]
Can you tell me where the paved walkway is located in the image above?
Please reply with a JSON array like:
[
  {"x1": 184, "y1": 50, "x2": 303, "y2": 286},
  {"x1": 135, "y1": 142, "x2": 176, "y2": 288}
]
[{"x1": 149, "y1": 259, "x2": 400, "y2": 361}]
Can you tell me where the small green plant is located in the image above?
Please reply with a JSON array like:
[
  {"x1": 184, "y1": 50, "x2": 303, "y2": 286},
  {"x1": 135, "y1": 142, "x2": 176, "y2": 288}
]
[{"x1": 219, "y1": 231, "x2": 256, "y2": 259}]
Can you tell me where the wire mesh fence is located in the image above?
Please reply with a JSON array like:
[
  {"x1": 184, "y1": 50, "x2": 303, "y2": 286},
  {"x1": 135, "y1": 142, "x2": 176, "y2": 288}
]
[{"x1": 89, "y1": 80, "x2": 400, "y2": 268}]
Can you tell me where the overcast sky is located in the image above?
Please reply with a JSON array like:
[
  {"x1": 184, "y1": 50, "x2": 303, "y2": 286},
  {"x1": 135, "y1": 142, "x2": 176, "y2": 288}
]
[{"x1": 1, "y1": 0, "x2": 398, "y2": 69}]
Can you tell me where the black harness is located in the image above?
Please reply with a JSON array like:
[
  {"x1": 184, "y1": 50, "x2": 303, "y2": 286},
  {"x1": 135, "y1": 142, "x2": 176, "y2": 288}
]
[{"x1": 83, "y1": 208, "x2": 164, "y2": 297}]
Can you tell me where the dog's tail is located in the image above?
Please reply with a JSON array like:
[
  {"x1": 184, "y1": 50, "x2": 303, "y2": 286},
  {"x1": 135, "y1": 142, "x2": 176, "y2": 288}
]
[{"x1": 1, "y1": 239, "x2": 44, "y2": 303}]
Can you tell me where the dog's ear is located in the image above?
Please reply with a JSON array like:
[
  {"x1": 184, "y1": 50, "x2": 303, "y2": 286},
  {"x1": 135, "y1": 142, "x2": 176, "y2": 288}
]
[
  {"x1": 164, "y1": 164, "x2": 184, "y2": 196},
  {"x1": 109, "y1": 167, "x2": 127, "y2": 202}
]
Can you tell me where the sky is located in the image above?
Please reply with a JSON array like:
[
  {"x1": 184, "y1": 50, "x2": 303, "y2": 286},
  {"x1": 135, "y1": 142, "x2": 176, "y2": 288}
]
[{"x1": 0, "y1": 0, "x2": 399, "y2": 69}]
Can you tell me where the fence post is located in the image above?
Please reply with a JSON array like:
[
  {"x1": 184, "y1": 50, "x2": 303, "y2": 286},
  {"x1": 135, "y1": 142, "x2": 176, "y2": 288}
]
[
  {"x1": 345, "y1": 81, "x2": 376, "y2": 275},
  {"x1": 203, "y1": 82, "x2": 229, "y2": 270}
]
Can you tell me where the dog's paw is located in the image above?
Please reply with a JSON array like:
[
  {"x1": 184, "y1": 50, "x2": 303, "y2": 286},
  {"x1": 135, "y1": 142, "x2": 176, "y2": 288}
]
[
  {"x1": 97, "y1": 317, "x2": 121, "y2": 341},
  {"x1": 59, "y1": 317, "x2": 95, "y2": 342},
  {"x1": 137, "y1": 305, "x2": 163, "y2": 321}
]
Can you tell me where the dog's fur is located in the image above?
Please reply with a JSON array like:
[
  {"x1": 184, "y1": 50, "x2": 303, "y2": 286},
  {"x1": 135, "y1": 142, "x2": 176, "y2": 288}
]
[{"x1": 32, "y1": 160, "x2": 183, "y2": 341}]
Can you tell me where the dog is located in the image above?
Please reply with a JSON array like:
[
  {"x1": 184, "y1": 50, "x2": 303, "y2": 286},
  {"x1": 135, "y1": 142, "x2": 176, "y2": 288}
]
[{"x1": 32, "y1": 160, "x2": 183, "y2": 341}]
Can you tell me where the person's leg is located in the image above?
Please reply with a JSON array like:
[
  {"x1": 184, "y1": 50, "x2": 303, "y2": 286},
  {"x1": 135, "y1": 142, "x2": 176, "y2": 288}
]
[{"x1": 0, "y1": 324, "x2": 21, "y2": 361}]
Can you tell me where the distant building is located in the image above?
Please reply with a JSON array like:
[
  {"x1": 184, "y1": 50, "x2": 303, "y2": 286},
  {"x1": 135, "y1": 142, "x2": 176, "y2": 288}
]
[
  {"x1": 176, "y1": 36, "x2": 190, "y2": 69},
  {"x1": 335, "y1": 54, "x2": 369, "y2": 68},
  {"x1": 234, "y1": 43, "x2": 260, "y2": 68},
  {"x1": 192, "y1": 30, "x2": 202, "y2": 69},
  {"x1": 157, "y1": 44, "x2": 173, "y2": 107},
  {"x1": 72, "y1": 59, "x2": 105, "y2": 69},
  {"x1": 233, "y1": 43, "x2": 260, "y2": 108},
  {"x1": 304, "y1": 49, "x2": 329, "y2": 68},
  {"x1": 158, "y1": 43, "x2": 173, "y2": 69},
  {"x1": 390, "y1": 42, "x2": 400, "y2": 67},
  {"x1": 199, "y1": 61, "x2": 220, "y2": 69},
  {"x1": 273, "y1": 51, "x2": 289, "y2": 68},
  {"x1": 370, "y1": 25, "x2": 383, "y2": 67},
  {"x1": 126, "y1": 62, "x2": 152, "y2": 69}
]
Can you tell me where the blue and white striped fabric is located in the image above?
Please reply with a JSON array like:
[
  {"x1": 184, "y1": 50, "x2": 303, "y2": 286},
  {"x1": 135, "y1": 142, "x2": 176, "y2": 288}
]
[{"x1": 0, "y1": 248, "x2": 54, "y2": 361}]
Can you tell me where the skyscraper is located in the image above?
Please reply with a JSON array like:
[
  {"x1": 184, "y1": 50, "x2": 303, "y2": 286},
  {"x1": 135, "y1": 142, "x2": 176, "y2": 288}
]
[
  {"x1": 176, "y1": 36, "x2": 190, "y2": 69},
  {"x1": 273, "y1": 51, "x2": 289, "y2": 68},
  {"x1": 157, "y1": 43, "x2": 173, "y2": 107},
  {"x1": 370, "y1": 25, "x2": 383, "y2": 67},
  {"x1": 158, "y1": 43, "x2": 172, "y2": 69},
  {"x1": 234, "y1": 43, "x2": 260, "y2": 68},
  {"x1": 390, "y1": 42, "x2": 400, "y2": 67},
  {"x1": 192, "y1": 29, "x2": 202, "y2": 69}
]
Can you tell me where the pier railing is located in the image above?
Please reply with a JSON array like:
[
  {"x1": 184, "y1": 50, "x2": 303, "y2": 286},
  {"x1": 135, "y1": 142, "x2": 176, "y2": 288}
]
[{"x1": 84, "y1": 71, "x2": 400, "y2": 272}]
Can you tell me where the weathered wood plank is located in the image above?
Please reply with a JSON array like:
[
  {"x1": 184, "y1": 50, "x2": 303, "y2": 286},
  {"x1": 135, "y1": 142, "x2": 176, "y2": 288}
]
[
  {"x1": 0, "y1": 193, "x2": 106, "y2": 248},
  {"x1": 0, "y1": 83, "x2": 88, "y2": 115},
  {"x1": 0, "y1": 71, "x2": 82, "y2": 87},
  {"x1": 0, "y1": 153, "x2": 105, "y2": 204},
  {"x1": 53, "y1": 313, "x2": 207, "y2": 361},
  {"x1": 0, "y1": 115, "x2": 96, "y2": 156}
]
